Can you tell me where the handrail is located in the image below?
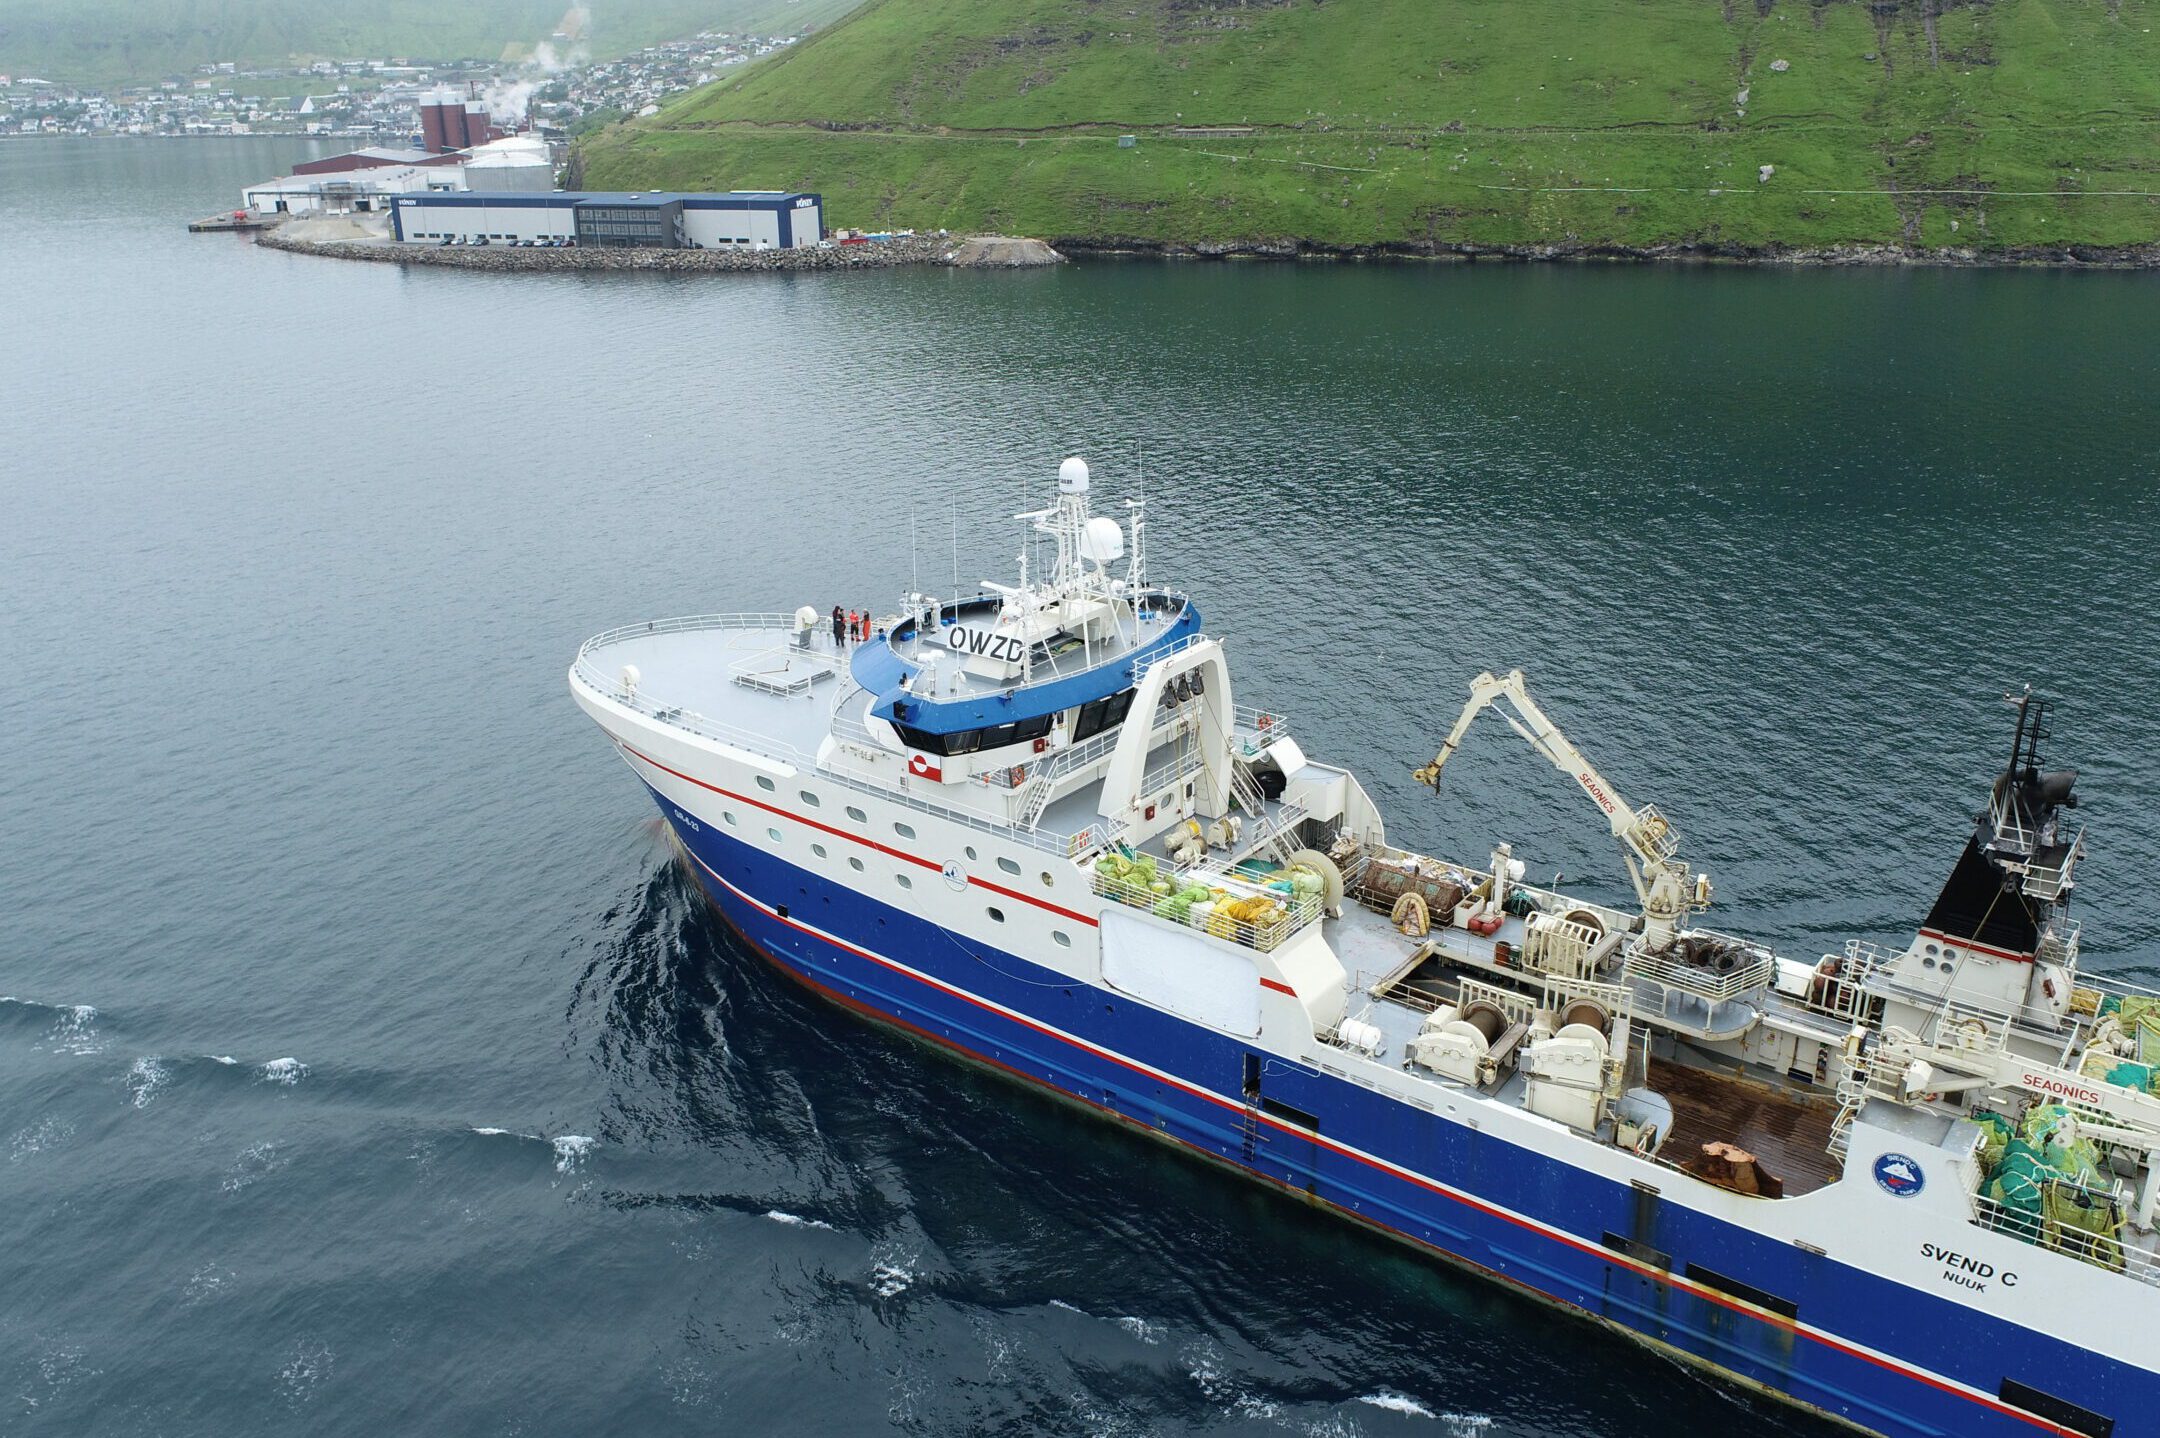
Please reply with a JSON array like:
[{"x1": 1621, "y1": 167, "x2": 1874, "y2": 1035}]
[
  {"x1": 1092, "y1": 862, "x2": 1322, "y2": 953},
  {"x1": 578, "y1": 613, "x2": 801, "y2": 655},
  {"x1": 571, "y1": 652, "x2": 819, "y2": 768},
  {"x1": 1969, "y1": 1178, "x2": 2156, "y2": 1287}
]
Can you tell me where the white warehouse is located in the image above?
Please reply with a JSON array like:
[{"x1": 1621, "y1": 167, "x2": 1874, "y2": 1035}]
[{"x1": 389, "y1": 190, "x2": 825, "y2": 249}]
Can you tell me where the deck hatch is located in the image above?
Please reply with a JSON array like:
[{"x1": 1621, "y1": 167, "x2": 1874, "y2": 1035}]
[{"x1": 1682, "y1": 1262, "x2": 1798, "y2": 1319}]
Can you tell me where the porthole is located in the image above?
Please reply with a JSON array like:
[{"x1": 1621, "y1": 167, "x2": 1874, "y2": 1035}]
[
  {"x1": 987, "y1": 907, "x2": 1006, "y2": 923},
  {"x1": 800, "y1": 790, "x2": 821, "y2": 808},
  {"x1": 755, "y1": 776, "x2": 776, "y2": 792},
  {"x1": 966, "y1": 845, "x2": 979, "y2": 861},
  {"x1": 896, "y1": 873, "x2": 913, "y2": 890},
  {"x1": 847, "y1": 806, "x2": 867, "y2": 823},
  {"x1": 723, "y1": 812, "x2": 738, "y2": 827},
  {"x1": 768, "y1": 827, "x2": 783, "y2": 843},
  {"x1": 997, "y1": 856, "x2": 1021, "y2": 876},
  {"x1": 849, "y1": 857, "x2": 865, "y2": 872},
  {"x1": 895, "y1": 822, "x2": 917, "y2": 840},
  {"x1": 1053, "y1": 930, "x2": 1072, "y2": 948},
  {"x1": 1040, "y1": 871, "x2": 1056, "y2": 888},
  {"x1": 812, "y1": 843, "x2": 828, "y2": 858},
  {"x1": 1921, "y1": 956, "x2": 1936, "y2": 970}
]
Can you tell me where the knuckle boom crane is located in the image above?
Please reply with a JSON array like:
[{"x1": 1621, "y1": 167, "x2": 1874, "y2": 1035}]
[{"x1": 1414, "y1": 669, "x2": 1713, "y2": 953}]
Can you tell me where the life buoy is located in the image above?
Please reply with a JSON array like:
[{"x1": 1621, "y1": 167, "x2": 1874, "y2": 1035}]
[
  {"x1": 1009, "y1": 766, "x2": 1026, "y2": 787},
  {"x1": 1257, "y1": 713, "x2": 1274, "y2": 733}
]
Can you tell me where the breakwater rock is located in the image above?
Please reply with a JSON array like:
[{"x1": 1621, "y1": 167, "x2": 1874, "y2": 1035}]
[{"x1": 257, "y1": 228, "x2": 1067, "y2": 273}]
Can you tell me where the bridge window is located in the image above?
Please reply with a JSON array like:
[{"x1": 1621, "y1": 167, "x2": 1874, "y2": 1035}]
[
  {"x1": 1072, "y1": 689, "x2": 1137, "y2": 742},
  {"x1": 893, "y1": 713, "x2": 1053, "y2": 757}
]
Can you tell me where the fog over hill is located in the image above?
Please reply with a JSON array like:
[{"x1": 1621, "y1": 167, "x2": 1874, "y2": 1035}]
[{"x1": 0, "y1": 0, "x2": 861, "y2": 86}]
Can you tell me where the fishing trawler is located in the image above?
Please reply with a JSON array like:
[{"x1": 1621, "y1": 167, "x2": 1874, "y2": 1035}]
[{"x1": 570, "y1": 458, "x2": 2156, "y2": 1438}]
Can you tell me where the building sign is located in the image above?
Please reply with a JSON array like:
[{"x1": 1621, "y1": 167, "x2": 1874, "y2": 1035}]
[{"x1": 944, "y1": 625, "x2": 1026, "y2": 665}]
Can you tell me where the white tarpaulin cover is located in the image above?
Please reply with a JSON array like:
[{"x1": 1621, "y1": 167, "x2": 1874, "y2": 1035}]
[{"x1": 1099, "y1": 907, "x2": 1261, "y2": 1037}]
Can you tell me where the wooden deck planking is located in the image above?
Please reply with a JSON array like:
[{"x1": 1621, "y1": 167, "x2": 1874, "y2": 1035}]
[{"x1": 1649, "y1": 1056, "x2": 1844, "y2": 1196}]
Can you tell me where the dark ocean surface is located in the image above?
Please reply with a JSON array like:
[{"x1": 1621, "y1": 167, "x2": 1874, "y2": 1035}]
[{"x1": 2, "y1": 137, "x2": 2156, "y2": 1437}]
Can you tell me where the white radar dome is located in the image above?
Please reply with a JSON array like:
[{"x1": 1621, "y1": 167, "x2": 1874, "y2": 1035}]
[
  {"x1": 1079, "y1": 515, "x2": 1125, "y2": 566},
  {"x1": 1057, "y1": 455, "x2": 1090, "y2": 494},
  {"x1": 795, "y1": 605, "x2": 819, "y2": 631}
]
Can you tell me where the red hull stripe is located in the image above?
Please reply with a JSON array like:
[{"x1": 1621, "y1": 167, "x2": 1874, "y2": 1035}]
[
  {"x1": 677, "y1": 841, "x2": 2081, "y2": 1438},
  {"x1": 619, "y1": 739, "x2": 1099, "y2": 928},
  {"x1": 1260, "y1": 978, "x2": 1297, "y2": 996}
]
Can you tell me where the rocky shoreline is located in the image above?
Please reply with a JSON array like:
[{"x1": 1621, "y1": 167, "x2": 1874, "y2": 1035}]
[
  {"x1": 255, "y1": 220, "x2": 2159, "y2": 273},
  {"x1": 257, "y1": 225, "x2": 967, "y2": 272},
  {"x1": 1059, "y1": 235, "x2": 2160, "y2": 269}
]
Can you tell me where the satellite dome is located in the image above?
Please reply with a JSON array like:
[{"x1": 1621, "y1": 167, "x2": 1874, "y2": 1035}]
[
  {"x1": 1080, "y1": 515, "x2": 1125, "y2": 566},
  {"x1": 1057, "y1": 456, "x2": 1090, "y2": 494}
]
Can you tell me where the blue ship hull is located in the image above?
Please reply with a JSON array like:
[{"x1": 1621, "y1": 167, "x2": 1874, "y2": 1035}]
[{"x1": 651, "y1": 781, "x2": 2141, "y2": 1438}]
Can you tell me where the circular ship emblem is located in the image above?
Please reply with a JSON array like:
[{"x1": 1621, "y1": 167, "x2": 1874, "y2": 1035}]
[
  {"x1": 941, "y1": 859, "x2": 968, "y2": 892},
  {"x1": 1873, "y1": 1153, "x2": 1926, "y2": 1197}
]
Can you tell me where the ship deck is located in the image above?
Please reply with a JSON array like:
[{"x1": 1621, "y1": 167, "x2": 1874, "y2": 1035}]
[
  {"x1": 1649, "y1": 1053, "x2": 1842, "y2": 1196},
  {"x1": 573, "y1": 615, "x2": 844, "y2": 766}
]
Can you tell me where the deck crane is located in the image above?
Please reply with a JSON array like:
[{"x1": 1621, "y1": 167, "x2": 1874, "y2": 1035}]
[{"x1": 1413, "y1": 669, "x2": 1712, "y2": 952}]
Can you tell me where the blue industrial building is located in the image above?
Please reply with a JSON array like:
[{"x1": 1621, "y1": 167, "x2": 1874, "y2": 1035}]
[{"x1": 390, "y1": 190, "x2": 825, "y2": 249}]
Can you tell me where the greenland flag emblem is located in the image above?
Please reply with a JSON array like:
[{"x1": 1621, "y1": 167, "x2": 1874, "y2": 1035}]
[{"x1": 907, "y1": 752, "x2": 942, "y2": 782}]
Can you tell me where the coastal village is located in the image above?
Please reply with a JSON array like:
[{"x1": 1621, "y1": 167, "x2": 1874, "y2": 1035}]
[{"x1": 0, "y1": 29, "x2": 796, "y2": 141}]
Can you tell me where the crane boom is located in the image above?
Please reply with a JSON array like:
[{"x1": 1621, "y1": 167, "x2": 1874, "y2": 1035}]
[{"x1": 1414, "y1": 670, "x2": 1710, "y2": 950}]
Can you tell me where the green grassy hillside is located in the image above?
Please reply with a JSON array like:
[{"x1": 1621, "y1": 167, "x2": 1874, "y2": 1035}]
[
  {"x1": 581, "y1": 0, "x2": 2160, "y2": 255},
  {"x1": 0, "y1": 0, "x2": 860, "y2": 87}
]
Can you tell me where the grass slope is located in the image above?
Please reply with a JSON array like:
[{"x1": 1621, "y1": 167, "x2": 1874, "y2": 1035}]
[
  {"x1": 581, "y1": 0, "x2": 2160, "y2": 253},
  {"x1": 0, "y1": 0, "x2": 861, "y2": 87}
]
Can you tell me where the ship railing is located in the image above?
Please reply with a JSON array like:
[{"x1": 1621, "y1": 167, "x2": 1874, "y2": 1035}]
[
  {"x1": 1139, "y1": 744, "x2": 1215, "y2": 805},
  {"x1": 986, "y1": 709, "x2": 1201, "y2": 800},
  {"x1": 578, "y1": 612, "x2": 801, "y2": 655},
  {"x1": 1090, "y1": 861, "x2": 1321, "y2": 954},
  {"x1": 2036, "y1": 920, "x2": 2082, "y2": 972},
  {"x1": 1624, "y1": 933, "x2": 1777, "y2": 1006},
  {"x1": 1801, "y1": 939, "x2": 1898, "y2": 1022},
  {"x1": 827, "y1": 697, "x2": 884, "y2": 756},
  {"x1": 1967, "y1": 1178, "x2": 2159, "y2": 1288},
  {"x1": 1229, "y1": 703, "x2": 1291, "y2": 756},
  {"x1": 573, "y1": 658, "x2": 820, "y2": 768},
  {"x1": 2020, "y1": 837, "x2": 2081, "y2": 903},
  {"x1": 815, "y1": 753, "x2": 1104, "y2": 860}
]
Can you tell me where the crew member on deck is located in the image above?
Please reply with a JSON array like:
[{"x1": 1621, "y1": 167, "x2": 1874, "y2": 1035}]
[{"x1": 831, "y1": 605, "x2": 846, "y2": 647}]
